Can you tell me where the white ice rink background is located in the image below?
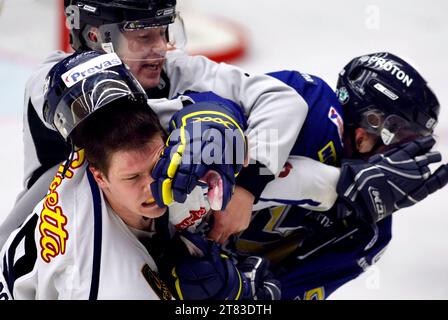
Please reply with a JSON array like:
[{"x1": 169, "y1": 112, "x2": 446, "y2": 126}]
[{"x1": 0, "y1": 0, "x2": 447, "y2": 299}]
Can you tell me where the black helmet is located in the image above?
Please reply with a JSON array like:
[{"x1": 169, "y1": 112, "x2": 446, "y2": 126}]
[
  {"x1": 43, "y1": 50, "x2": 149, "y2": 141},
  {"x1": 64, "y1": 0, "x2": 185, "y2": 52},
  {"x1": 336, "y1": 52, "x2": 439, "y2": 145}
]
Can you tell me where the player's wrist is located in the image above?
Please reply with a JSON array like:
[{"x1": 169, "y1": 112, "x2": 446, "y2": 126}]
[{"x1": 236, "y1": 161, "x2": 275, "y2": 203}]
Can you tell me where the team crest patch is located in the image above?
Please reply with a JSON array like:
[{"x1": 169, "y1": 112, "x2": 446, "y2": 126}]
[
  {"x1": 328, "y1": 106, "x2": 344, "y2": 144},
  {"x1": 337, "y1": 86, "x2": 349, "y2": 105},
  {"x1": 142, "y1": 264, "x2": 172, "y2": 300}
]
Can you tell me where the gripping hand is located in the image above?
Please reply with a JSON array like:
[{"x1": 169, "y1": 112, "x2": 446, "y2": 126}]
[
  {"x1": 238, "y1": 256, "x2": 281, "y2": 300},
  {"x1": 167, "y1": 231, "x2": 246, "y2": 300},
  {"x1": 151, "y1": 101, "x2": 247, "y2": 211},
  {"x1": 337, "y1": 136, "x2": 448, "y2": 223}
]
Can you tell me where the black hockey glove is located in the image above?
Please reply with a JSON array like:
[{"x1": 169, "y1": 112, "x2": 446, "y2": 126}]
[
  {"x1": 238, "y1": 256, "x2": 281, "y2": 300},
  {"x1": 337, "y1": 136, "x2": 448, "y2": 224},
  {"x1": 164, "y1": 230, "x2": 247, "y2": 300}
]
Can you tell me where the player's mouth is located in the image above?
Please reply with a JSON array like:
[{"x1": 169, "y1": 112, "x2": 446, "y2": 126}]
[
  {"x1": 140, "y1": 60, "x2": 163, "y2": 73},
  {"x1": 141, "y1": 197, "x2": 156, "y2": 208}
]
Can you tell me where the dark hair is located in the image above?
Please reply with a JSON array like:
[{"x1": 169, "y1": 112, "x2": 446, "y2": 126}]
[{"x1": 71, "y1": 99, "x2": 166, "y2": 176}]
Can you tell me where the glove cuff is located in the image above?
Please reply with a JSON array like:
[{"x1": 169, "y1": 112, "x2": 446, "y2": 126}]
[{"x1": 236, "y1": 161, "x2": 275, "y2": 202}]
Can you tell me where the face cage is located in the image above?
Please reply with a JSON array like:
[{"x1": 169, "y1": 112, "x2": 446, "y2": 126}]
[
  {"x1": 95, "y1": 13, "x2": 186, "y2": 62},
  {"x1": 360, "y1": 109, "x2": 431, "y2": 146}
]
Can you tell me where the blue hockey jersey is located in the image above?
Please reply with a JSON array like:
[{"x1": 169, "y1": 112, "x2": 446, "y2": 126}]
[
  {"x1": 179, "y1": 71, "x2": 392, "y2": 300},
  {"x1": 232, "y1": 71, "x2": 392, "y2": 300},
  {"x1": 267, "y1": 71, "x2": 344, "y2": 165}
]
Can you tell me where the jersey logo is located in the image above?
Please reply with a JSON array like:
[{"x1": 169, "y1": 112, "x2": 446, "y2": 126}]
[
  {"x1": 328, "y1": 106, "x2": 344, "y2": 145},
  {"x1": 141, "y1": 264, "x2": 172, "y2": 300},
  {"x1": 318, "y1": 141, "x2": 337, "y2": 165},
  {"x1": 39, "y1": 175, "x2": 69, "y2": 263},
  {"x1": 39, "y1": 150, "x2": 85, "y2": 263},
  {"x1": 278, "y1": 162, "x2": 293, "y2": 178}
]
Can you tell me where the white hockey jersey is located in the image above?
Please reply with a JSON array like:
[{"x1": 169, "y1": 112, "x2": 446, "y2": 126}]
[
  {"x1": 2, "y1": 49, "x2": 340, "y2": 250},
  {"x1": 254, "y1": 156, "x2": 340, "y2": 211},
  {"x1": 23, "y1": 49, "x2": 307, "y2": 189},
  {"x1": 0, "y1": 150, "x2": 171, "y2": 300}
]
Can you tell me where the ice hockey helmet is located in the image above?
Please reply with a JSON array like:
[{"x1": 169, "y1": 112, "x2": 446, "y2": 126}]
[
  {"x1": 336, "y1": 52, "x2": 439, "y2": 144},
  {"x1": 64, "y1": 0, "x2": 178, "y2": 50},
  {"x1": 43, "y1": 50, "x2": 149, "y2": 141}
]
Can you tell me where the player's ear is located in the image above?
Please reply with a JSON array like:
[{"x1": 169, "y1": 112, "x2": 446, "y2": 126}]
[
  {"x1": 355, "y1": 127, "x2": 378, "y2": 153},
  {"x1": 89, "y1": 166, "x2": 108, "y2": 188},
  {"x1": 83, "y1": 26, "x2": 101, "y2": 49}
]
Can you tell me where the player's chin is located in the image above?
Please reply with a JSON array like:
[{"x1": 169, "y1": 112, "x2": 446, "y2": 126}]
[
  {"x1": 136, "y1": 64, "x2": 162, "y2": 89},
  {"x1": 138, "y1": 75, "x2": 161, "y2": 90},
  {"x1": 140, "y1": 201, "x2": 166, "y2": 218}
]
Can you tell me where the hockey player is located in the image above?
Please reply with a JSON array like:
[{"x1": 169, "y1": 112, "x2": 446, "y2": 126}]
[
  {"x1": 153, "y1": 52, "x2": 447, "y2": 299},
  {"x1": 225, "y1": 52, "x2": 448, "y2": 299},
  {"x1": 169, "y1": 52, "x2": 446, "y2": 229},
  {"x1": 0, "y1": 51, "x2": 278, "y2": 300},
  {"x1": 0, "y1": 0, "x2": 314, "y2": 247}
]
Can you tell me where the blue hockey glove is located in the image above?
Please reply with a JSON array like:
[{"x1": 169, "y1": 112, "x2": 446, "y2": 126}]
[
  {"x1": 337, "y1": 136, "x2": 448, "y2": 224},
  {"x1": 151, "y1": 101, "x2": 247, "y2": 211},
  {"x1": 238, "y1": 256, "x2": 281, "y2": 300},
  {"x1": 167, "y1": 231, "x2": 246, "y2": 300}
]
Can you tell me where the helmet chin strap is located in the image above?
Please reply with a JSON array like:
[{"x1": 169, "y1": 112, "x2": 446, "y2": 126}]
[{"x1": 61, "y1": 139, "x2": 76, "y2": 179}]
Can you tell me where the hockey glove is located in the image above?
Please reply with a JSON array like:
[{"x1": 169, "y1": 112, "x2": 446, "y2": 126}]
[
  {"x1": 337, "y1": 136, "x2": 448, "y2": 224},
  {"x1": 238, "y1": 256, "x2": 281, "y2": 300},
  {"x1": 168, "y1": 186, "x2": 210, "y2": 231},
  {"x1": 166, "y1": 231, "x2": 246, "y2": 300},
  {"x1": 151, "y1": 101, "x2": 247, "y2": 211}
]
